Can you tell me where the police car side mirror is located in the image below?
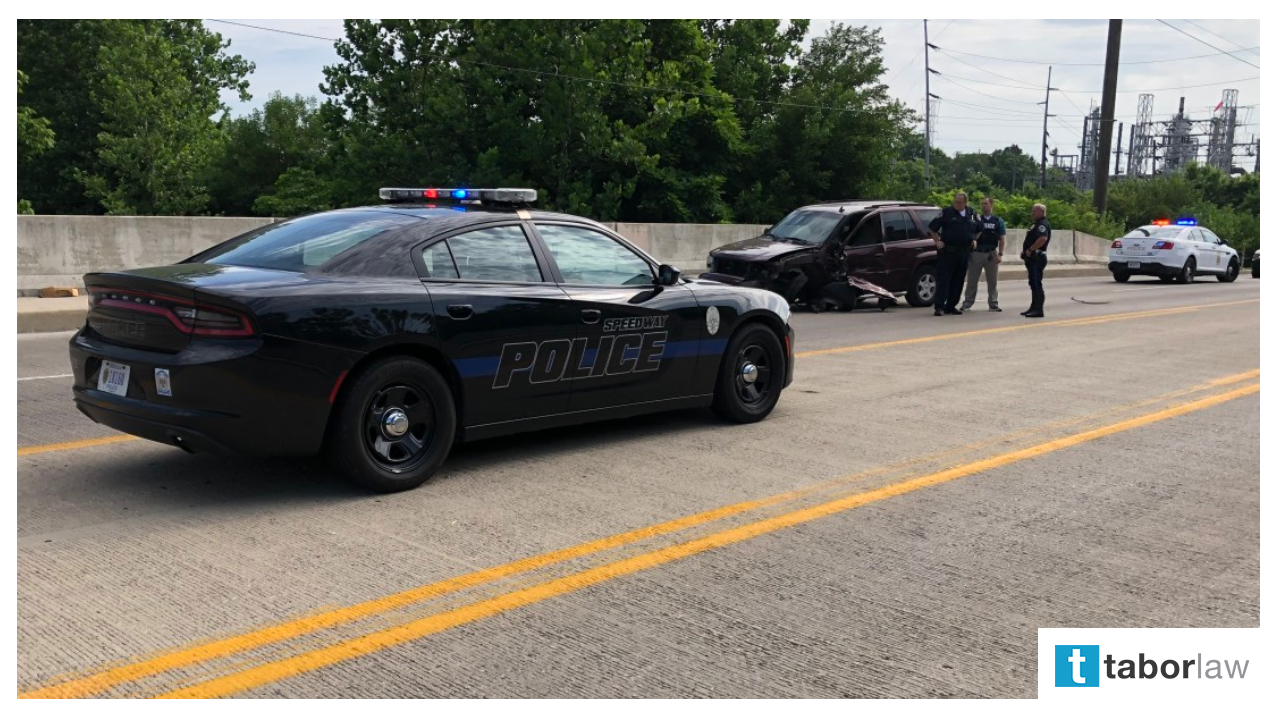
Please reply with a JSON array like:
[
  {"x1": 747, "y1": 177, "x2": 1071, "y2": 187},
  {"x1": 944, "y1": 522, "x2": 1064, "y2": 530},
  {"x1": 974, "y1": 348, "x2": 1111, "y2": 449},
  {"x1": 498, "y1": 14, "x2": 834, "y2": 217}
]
[{"x1": 657, "y1": 264, "x2": 681, "y2": 286}]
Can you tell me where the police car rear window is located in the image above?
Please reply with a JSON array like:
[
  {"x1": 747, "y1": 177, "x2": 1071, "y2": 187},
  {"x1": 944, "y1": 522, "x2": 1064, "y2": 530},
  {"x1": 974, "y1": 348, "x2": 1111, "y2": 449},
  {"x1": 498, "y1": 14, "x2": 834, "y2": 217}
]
[
  {"x1": 193, "y1": 212, "x2": 418, "y2": 272},
  {"x1": 1126, "y1": 227, "x2": 1183, "y2": 239}
]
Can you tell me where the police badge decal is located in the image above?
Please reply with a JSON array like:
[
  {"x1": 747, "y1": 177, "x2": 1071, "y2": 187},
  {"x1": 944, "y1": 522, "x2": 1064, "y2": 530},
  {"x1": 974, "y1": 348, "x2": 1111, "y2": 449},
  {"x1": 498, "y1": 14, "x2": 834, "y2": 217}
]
[{"x1": 706, "y1": 307, "x2": 721, "y2": 335}]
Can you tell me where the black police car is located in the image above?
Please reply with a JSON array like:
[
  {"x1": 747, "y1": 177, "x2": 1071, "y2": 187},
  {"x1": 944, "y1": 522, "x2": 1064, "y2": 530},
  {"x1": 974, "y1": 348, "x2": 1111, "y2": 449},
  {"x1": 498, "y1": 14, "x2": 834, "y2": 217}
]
[{"x1": 70, "y1": 189, "x2": 795, "y2": 492}]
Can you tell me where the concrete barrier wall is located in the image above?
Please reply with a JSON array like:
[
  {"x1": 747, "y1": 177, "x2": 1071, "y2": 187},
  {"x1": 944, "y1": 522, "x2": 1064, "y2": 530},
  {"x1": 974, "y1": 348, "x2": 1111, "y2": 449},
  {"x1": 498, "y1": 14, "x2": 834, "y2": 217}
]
[
  {"x1": 16, "y1": 215, "x2": 1109, "y2": 294},
  {"x1": 1072, "y1": 231, "x2": 1115, "y2": 264},
  {"x1": 17, "y1": 215, "x2": 276, "y2": 292},
  {"x1": 612, "y1": 222, "x2": 770, "y2": 273}
]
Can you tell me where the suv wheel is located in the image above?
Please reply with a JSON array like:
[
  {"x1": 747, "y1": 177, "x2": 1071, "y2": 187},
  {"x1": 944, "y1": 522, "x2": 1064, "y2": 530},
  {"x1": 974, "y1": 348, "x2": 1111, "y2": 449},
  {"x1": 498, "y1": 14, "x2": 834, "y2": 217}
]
[{"x1": 906, "y1": 266, "x2": 937, "y2": 307}]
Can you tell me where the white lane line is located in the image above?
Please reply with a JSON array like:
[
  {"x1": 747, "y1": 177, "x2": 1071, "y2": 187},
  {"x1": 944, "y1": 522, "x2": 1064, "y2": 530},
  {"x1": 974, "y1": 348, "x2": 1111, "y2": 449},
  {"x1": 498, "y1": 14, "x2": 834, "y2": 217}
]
[{"x1": 17, "y1": 374, "x2": 74, "y2": 382}]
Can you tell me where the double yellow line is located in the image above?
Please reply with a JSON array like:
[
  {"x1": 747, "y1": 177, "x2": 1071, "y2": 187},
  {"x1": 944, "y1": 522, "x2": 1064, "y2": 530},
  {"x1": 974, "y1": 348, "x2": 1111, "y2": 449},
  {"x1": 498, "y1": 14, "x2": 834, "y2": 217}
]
[{"x1": 21, "y1": 370, "x2": 1260, "y2": 699}]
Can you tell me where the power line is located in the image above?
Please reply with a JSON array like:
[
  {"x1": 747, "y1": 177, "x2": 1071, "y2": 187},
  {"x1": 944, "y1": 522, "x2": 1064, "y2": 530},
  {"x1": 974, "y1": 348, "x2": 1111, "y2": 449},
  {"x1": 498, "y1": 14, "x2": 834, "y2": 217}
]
[
  {"x1": 1156, "y1": 20, "x2": 1260, "y2": 69},
  {"x1": 1057, "y1": 90, "x2": 1091, "y2": 118},
  {"x1": 206, "y1": 19, "x2": 886, "y2": 116},
  {"x1": 933, "y1": 43, "x2": 1261, "y2": 67},
  {"x1": 932, "y1": 65, "x2": 1258, "y2": 100},
  {"x1": 1180, "y1": 20, "x2": 1260, "y2": 56},
  {"x1": 941, "y1": 97, "x2": 1045, "y2": 117},
  {"x1": 931, "y1": 47, "x2": 1042, "y2": 86},
  {"x1": 933, "y1": 71, "x2": 1043, "y2": 93},
  {"x1": 935, "y1": 74, "x2": 1045, "y2": 107}
]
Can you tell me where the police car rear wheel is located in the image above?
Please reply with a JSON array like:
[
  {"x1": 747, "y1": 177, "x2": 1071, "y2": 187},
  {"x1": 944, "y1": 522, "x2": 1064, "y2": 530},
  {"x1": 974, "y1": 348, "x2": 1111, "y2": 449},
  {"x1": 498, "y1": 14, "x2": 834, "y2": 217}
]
[
  {"x1": 906, "y1": 266, "x2": 937, "y2": 307},
  {"x1": 327, "y1": 357, "x2": 457, "y2": 493},
  {"x1": 1112, "y1": 272, "x2": 1130, "y2": 283},
  {"x1": 1177, "y1": 258, "x2": 1195, "y2": 284},
  {"x1": 712, "y1": 325, "x2": 784, "y2": 424},
  {"x1": 1218, "y1": 259, "x2": 1239, "y2": 282}
]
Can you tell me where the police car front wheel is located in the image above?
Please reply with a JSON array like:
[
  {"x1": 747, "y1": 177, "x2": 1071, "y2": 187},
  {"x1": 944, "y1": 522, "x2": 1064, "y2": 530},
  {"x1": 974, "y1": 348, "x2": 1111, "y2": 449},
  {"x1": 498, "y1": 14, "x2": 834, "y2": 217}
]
[
  {"x1": 327, "y1": 356, "x2": 457, "y2": 493},
  {"x1": 712, "y1": 325, "x2": 785, "y2": 424}
]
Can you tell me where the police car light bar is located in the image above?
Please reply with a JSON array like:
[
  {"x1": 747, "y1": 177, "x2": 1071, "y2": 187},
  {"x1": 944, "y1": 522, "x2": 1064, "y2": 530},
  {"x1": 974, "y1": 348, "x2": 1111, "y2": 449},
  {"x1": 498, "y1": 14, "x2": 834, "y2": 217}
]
[
  {"x1": 379, "y1": 188, "x2": 538, "y2": 205},
  {"x1": 1152, "y1": 218, "x2": 1171, "y2": 226},
  {"x1": 1175, "y1": 217, "x2": 1198, "y2": 226}
]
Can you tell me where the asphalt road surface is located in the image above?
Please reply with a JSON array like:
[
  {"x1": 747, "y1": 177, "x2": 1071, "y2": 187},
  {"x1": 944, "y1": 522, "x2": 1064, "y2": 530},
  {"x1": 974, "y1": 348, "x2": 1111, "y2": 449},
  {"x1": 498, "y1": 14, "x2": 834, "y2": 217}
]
[{"x1": 16, "y1": 275, "x2": 1260, "y2": 698}]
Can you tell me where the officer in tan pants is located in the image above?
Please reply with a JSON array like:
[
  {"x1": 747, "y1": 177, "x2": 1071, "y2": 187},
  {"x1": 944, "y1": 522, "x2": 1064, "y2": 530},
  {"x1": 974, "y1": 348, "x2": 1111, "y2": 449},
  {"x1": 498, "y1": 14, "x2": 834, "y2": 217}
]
[{"x1": 962, "y1": 196, "x2": 1007, "y2": 312}]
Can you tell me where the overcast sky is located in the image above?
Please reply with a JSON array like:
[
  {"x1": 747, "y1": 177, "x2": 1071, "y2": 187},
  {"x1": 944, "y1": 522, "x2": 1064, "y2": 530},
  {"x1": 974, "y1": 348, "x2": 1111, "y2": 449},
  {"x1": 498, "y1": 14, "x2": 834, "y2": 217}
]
[{"x1": 210, "y1": 18, "x2": 1261, "y2": 167}]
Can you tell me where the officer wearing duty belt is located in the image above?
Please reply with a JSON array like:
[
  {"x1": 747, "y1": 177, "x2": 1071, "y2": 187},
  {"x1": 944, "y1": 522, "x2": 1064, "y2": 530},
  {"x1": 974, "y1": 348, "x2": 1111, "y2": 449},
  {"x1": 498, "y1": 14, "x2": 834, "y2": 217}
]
[
  {"x1": 1021, "y1": 203, "x2": 1051, "y2": 318},
  {"x1": 927, "y1": 191, "x2": 979, "y2": 316}
]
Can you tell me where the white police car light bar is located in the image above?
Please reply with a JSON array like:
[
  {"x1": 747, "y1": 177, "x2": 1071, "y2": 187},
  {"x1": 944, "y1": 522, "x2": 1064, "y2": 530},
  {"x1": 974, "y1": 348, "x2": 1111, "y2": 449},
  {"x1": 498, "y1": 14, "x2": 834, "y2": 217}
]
[{"x1": 379, "y1": 188, "x2": 537, "y2": 204}]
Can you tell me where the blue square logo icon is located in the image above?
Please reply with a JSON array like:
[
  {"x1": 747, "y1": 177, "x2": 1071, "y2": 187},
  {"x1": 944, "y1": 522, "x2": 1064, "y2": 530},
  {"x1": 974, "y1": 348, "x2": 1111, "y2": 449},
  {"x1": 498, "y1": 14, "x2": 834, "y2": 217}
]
[{"x1": 1055, "y1": 645, "x2": 1100, "y2": 687}]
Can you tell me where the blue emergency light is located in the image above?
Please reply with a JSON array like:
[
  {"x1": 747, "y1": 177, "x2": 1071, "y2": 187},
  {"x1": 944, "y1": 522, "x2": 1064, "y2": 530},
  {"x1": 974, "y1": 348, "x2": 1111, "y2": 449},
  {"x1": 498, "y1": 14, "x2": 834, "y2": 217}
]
[{"x1": 1175, "y1": 218, "x2": 1198, "y2": 226}]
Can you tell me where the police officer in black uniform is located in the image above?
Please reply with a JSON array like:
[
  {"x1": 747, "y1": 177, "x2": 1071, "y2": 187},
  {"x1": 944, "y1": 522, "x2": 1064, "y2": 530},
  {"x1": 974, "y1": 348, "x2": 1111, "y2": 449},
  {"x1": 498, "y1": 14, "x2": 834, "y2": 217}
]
[
  {"x1": 927, "y1": 191, "x2": 979, "y2": 316},
  {"x1": 1021, "y1": 203, "x2": 1051, "y2": 318}
]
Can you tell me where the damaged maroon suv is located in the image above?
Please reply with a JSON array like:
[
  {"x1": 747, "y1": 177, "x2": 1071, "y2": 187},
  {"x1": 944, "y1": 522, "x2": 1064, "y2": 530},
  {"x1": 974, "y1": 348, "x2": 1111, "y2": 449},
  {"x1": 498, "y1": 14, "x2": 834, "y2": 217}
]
[{"x1": 702, "y1": 201, "x2": 943, "y2": 311}]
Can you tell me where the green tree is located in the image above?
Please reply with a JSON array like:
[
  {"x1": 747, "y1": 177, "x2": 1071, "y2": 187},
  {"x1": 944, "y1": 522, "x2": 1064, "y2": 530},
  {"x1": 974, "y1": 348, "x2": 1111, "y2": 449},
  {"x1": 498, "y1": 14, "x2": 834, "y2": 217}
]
[
  {"x1": 17, "y1": 20, "x2": 110, "y2": 214},
  {"x1": 77, "y1": 20, "x2": 253, "y2": 215},
  {"x1": 207, "y1": 93, "x2": 328, "y2": 216},
  {"x1": 733, "y1": 23, "x2": 916, "y2": 221},
  {"x1": 17, "y1": 70, "x2": 55, "y2": 214}
]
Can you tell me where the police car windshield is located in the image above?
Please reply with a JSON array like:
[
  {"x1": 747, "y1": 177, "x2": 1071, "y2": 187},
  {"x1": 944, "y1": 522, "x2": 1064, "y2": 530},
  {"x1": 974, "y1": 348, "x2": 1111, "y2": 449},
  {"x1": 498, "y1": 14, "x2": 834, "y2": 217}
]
[
  {"x1": 191, "y1": 212, "x2": 419, "y2": 272},
  {"x1": 767, "y1": 210, "x2": 843, "y2": 246}
]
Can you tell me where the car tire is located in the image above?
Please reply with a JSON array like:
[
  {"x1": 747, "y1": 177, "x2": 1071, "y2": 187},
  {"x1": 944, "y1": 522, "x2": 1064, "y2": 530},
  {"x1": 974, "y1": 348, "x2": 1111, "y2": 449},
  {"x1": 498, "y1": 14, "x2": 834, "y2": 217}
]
[
  {"x1": 327, "y1": 357, "x2": 457, "y2": 493},
  {"x1": 1218, "y1": 259, "x2": 1239, "y2": 282},
  {"x1": 1112, "y1": 272, "x2": 1130, "y2": 283},
  {"x1": 1176, "y1": 258, "x2": 1195, "y2": 284},
  {"x1": 711, "y1": 324, "x2": 785, "y2": 424},
  {"x1": 906, "y1": 266, "x2": 937, "y2": 307},
  {"x1": 1252, "y1": 262, "x2": 1259, "y2": 278}
]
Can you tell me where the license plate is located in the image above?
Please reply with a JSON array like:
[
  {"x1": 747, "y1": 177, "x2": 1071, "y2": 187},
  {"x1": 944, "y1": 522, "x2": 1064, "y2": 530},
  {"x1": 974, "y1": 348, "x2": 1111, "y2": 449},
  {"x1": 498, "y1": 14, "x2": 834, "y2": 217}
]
[
  {"x1": 97, "y1": 360, "x2": 130, "y2": 397},
  {"x1": 1128, "y1": 261, "x2": 1141, "y2": 269}
]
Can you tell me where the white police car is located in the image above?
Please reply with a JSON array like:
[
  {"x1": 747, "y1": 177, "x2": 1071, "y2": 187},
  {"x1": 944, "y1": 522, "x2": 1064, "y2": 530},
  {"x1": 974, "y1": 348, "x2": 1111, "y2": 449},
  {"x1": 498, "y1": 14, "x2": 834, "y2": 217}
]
[{"x1": 1108, "y1": 219, "x2": 1240, "y2": 284}]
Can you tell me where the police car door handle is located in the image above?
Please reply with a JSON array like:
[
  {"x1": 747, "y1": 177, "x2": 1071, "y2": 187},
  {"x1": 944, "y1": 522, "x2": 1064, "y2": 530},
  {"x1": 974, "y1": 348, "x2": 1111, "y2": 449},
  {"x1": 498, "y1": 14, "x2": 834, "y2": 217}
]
[
  {"x1": 581, "y1": 309, "x2": 602, "y2": 324},
  {"x1": 447, "y1": 304, "x2": 473, "y2": 320}
]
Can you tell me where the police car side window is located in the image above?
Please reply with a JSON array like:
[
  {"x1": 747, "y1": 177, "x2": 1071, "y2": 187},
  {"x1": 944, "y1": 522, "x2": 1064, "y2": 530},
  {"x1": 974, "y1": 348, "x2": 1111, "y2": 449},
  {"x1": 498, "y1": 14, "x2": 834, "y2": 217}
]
[
  {"x1": 421, "y1": 241, "x2": 460, "y2": 279},
  {"x1": 537, "y1": 224, "x2": 654, "y2": 286},
  {"x1": 445, "y1": 226, "x2": 544, "y2": 283}
]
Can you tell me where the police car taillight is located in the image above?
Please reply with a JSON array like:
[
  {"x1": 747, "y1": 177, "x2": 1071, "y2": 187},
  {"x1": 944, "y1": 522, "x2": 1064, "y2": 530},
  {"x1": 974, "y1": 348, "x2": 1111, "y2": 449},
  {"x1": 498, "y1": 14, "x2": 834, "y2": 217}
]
[
  {"x1": 87, "y1": 286, "x2": 255, "y2": 338},
  {"x1": 1152, "y1": 241, "x2": 1176, "y2": 250},
  {"x1": 379, "y1": 187, "x2": 537, "y2": 205},
  {"x1": 1111, "y1": 240, "x2": 1123, "y2": 249}
]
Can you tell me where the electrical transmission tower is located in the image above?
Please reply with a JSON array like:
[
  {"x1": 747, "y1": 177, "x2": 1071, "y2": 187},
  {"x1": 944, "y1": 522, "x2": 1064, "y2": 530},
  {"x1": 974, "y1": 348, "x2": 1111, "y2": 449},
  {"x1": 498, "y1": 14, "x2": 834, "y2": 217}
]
[
  {"x1": 1077, "y1": 107, "x2": 1101, "y2": 191},
  {"x1": 1162, "y1": 98, "x2": 1200, "y2": 172},
  {"x1": 1128, "y1": 94, "x2": 1155, "y2": 177},
  {"x1": 1206, "y1": 89, "x2": 1240, "y2": 174}
]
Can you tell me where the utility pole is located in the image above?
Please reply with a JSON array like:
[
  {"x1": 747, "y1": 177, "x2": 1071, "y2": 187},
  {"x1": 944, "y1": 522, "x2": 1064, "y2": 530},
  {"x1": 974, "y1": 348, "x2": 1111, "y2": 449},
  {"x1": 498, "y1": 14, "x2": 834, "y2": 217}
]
[
  {"x1": 1115, "y1": 121, "x2": 1124, "y2": 175},
  {"x1": 1040, "y1": 66, "x2": 1054, "y2": 188},
  {"x1": 1093, "y1": 19, "x2": 1122, "y2": 212},
  {"x1": 924, "y1": 20, "x2": 931, "y2": 188}
]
